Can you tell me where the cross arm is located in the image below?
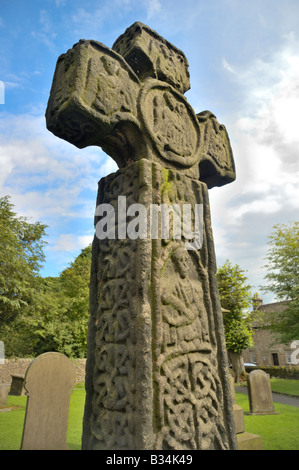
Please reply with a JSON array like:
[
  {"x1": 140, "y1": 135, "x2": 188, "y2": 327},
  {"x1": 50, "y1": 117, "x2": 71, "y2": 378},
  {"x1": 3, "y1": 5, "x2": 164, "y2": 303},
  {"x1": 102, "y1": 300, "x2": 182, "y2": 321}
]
[
  {"x1": 45, "y1": 39, "x2": 145, "y2": 168},
  {"x1": 46, "y1": 24, "x2": 236, "y2": 189},
  {"x1": 197, "y1": 110, "x2": 236, "y2": 188}
]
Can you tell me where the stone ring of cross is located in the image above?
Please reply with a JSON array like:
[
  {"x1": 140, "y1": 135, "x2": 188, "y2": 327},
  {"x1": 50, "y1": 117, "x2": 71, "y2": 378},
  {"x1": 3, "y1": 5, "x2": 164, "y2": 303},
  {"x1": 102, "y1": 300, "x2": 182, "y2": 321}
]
[{"x1": 138, "y1": 79, "x2": 201, "y2": 167}]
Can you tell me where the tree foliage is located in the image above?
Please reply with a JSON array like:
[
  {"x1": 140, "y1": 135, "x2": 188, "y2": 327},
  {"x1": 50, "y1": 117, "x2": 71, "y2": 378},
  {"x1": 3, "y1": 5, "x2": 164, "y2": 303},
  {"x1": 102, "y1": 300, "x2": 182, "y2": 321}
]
[
  {"x1": 0, "y1": 195, "x2": 47, "y2": 324},
  {"x1": 263, "y1": 222, "x2": 299, "y2": 301},
  {"x1": 37, "y1": 245, "x2": 91, "y2": 357},
  {"x1": 262, "y1": 222, "x2": 299, "y2": 343},
  {"x1": 217, "y1": 259, "x2": 253, "y2": 354},
  {"x1": 0, "y1": 195, "x2": 91, "y2": 358},
  {"x1": 2, "y1": 246, "x2": 92, "y2": 358}
]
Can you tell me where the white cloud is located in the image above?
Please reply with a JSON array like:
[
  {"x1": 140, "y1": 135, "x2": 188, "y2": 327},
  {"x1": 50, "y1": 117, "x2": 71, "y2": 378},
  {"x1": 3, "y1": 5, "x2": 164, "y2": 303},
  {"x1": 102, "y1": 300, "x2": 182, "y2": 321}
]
[
  {"x1": 39, "y1": 10, "x2": 52, "y2": 33},
  {"x1": 49, "y1": 233, "x2": 93, "y2": 252},
  {"x1": 147, "y1": 0, "x2": 162, "y2": 19},
  {"x1": 29, "y1": 9, "x2": 58, "y2": 54},
  {"x1": 222, "y1": 58, "x2": 235, "y2": 75},
  {"x1": 0, "y1": 112, "x2": 113, "y2": 223},
  {"x1": 209, "y1": 34, "x2": 299, "y2": 298},
  {"x1": 221, "y1": 33, "x2": 299, "y2": 213},
  {"x1": 1, "y1": 73, "x2": 30, "y2": 91},
  {"x1": 232, "y1": 198, "x2": 281, "y2": 221}
]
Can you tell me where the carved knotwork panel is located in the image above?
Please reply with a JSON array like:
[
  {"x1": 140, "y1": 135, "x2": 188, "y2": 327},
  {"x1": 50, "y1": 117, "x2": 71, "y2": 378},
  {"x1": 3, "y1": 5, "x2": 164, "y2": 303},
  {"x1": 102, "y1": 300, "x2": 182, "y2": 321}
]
[
  {"x1": 85, "y1": 160, "x2": 231, "y2": 450},
  {"x1": 151, "y1": 168, "x2": 229, "y2": 450},
  {"x1": 87, "y1": 161, "x2": 153, "y2": 450},
  {"x1": 46, "y1": 22, "x2": 238, "y2": 452}
]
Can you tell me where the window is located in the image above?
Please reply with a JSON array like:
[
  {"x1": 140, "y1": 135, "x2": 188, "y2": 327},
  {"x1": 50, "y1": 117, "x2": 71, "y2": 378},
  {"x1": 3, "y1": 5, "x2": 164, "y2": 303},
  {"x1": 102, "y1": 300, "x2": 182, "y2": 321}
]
[
  {"x1": 286, "y1": 350, "x2": 292, "y2": 364},
  {"x1": 272, "y1": 353, "x2": 279, "y2": 366},
  {"x1": 250, "y1": 350, "x2": 257, "y2": 364}
]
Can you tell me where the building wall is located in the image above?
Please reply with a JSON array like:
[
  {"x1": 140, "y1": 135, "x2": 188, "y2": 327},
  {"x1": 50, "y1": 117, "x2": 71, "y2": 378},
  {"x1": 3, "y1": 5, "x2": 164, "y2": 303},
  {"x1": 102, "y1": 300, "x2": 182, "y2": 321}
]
[
  {"x1": 242, "y1": 327, "x2": 293, "y2": 367},
  {"x1": 242, "y1": 300, "x2": 296, "y2": 367}
]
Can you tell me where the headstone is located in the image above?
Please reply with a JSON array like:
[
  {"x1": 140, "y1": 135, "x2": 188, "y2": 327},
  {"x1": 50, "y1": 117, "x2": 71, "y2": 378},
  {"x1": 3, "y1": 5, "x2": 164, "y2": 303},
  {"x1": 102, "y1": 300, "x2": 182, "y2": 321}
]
[
  {"x1": 0, "y1": 384, "x2": 10, "y2": 405},
  {"x1": 229, "y1": 374, "x2": 245, "y2": 434},
  {"x1": 237, "y1": 432, "x2": 263, "y2": 450},
  {"x1": 9, "y1": 374, "x2": 25, "y2": 396},
  {"x1": 20, "y1": 352, "x2": 76, "y2": 450},
  {"x1": 247, "y1": 369, "x2": 279, "y2": 415},
  {"x1": 46, "y1": 22, "x2": 237, "y2": 450},
  {"x1": 228, "y1": 374, "x2": 262, "y2": 450}
]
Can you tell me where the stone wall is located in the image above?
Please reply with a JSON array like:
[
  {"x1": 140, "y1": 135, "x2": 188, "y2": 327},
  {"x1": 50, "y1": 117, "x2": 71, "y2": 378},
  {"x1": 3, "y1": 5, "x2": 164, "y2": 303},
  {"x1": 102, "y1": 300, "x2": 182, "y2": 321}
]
[
  {"x1": 0, "y1": 357, "x2": 86, "y2": 385},
  {"x1": 242, "y1": 301, "x2": 295, "y2": 367},
  {"x1": 242, "y1": 327, "x2": 294, "y2": 367},
  {"x1": 72, "y1": 358, "x2": 86, "y2": 383}
]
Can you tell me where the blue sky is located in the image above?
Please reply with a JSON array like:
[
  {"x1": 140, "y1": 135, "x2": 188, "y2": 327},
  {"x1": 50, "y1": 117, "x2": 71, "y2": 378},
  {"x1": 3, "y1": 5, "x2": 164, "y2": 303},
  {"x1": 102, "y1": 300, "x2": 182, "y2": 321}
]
[{"x1": 1, "y1": 0, "x2": 299, "y2": 304}]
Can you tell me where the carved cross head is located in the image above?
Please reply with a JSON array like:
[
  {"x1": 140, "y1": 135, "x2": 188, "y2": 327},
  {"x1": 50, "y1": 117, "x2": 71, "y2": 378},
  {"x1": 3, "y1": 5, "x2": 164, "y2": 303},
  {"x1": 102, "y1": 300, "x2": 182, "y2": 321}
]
[{"x1": 46, "y1": 22, "x2": 235, "y2": 188}]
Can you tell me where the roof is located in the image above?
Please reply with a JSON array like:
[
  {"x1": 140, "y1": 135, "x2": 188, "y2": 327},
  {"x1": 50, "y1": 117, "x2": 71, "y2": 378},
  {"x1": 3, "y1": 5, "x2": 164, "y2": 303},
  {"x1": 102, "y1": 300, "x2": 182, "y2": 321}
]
[
  {"x1": 257, "y1": 300, "x2": 289, "y2": 313},
  {"x1": 252, "y1": 300, "x2": 289, "y2": 328}
]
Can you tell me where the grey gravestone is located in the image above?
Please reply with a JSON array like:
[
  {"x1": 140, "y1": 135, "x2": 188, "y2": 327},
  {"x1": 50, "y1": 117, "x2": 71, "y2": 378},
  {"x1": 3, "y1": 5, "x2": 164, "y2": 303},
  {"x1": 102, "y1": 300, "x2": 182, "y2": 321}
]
[
  {"x1": 9, "y1": 374, "x2": 25, "y2": 396},
  {"x1": 0, "y1": 384, "x2": 10, "y2": 405},
  {"x1": 247, "y1": 369, "x2": 279, "y2": 415},
  {"x1": 229, "y1": 374, "x2": 245, "y2": 434},
  {"x1": 46, "y1": 22, "x2": 237, "y2": 450},
  {"x1": 229, "y1": 374, "x2": 262, "y2": 450},
  {"x1": 21, "y1": 352, "x2": 76, "y2": 450}
]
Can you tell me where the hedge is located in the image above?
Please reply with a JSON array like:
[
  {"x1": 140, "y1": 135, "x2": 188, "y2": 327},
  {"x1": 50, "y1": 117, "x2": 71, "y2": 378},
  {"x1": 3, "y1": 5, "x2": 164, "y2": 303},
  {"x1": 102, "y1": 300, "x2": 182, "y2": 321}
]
[{"x1": 246, "y1": 366, "x2": 299, "y2": 380}]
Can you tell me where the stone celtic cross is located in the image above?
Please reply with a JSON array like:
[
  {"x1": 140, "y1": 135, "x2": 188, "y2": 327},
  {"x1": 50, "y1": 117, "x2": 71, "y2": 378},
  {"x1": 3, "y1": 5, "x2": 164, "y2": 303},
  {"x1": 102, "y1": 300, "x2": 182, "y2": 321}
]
[{"x1": 46, "y1": 22, "x2": 237, "y2": 450}]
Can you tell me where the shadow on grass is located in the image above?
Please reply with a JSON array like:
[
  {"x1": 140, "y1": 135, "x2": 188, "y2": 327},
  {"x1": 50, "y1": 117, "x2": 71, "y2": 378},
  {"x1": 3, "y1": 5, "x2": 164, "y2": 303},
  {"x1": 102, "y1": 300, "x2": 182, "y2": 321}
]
[
  {"x1": 235, "y1": 392, "x2": 299, "y2": 450},
  {"x1": 1, "y1": 385, "x2": 299, "y2": 450}
]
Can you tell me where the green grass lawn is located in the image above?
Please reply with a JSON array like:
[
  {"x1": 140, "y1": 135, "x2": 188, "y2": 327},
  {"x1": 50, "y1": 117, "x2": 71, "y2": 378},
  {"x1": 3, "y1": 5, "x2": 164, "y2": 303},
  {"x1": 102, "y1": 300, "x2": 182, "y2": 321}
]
[
  {"x1": 0, "y1": 383, "x2": 85, "y2": 450},
  {"x1": 270, "y1": 378, "x2": 299, "y2": 396},
  {"x1": 0, "y1": 380, "x2": 298, "y2": 450},
  {"x1": 236, "y1": 392, "x2": 299, "y2": 450}
]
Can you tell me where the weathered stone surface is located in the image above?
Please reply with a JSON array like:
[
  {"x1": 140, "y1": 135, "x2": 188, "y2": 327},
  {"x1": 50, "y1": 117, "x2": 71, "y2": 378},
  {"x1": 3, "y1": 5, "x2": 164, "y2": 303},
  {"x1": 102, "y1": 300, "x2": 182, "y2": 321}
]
[
  {"x1": 21, "y1": 352, "x2": 76, "y2": 450},
  {"x1": 197, "y1": 110, "x2": 235, "y2": 188},
  {"x1": 229, "y1": 374, "x2": 245, "y2": 434},
  {"x1": 81, "y1": 159, "x2": 236, "y2": 450},
  {"x1": 46, "y1": 27, "x2": 235, "y2": 187},
  {"x1": 237, "y1": 432, "x2": 263, "y2": 450},
  {"x1": 112, "y1": 22, "x2": 190, "y2": 94},
  {"x1": 0, "y1": 384, "x2": 9, "y2": 405},
  {"x1": 46, "y1": 23, "x2": 238, "y2": 451},
  {"x1": 45, "y1": 40, "x2": 142, "y2": 167},
  {"x1": 247, "y1": 369, "x2": 279, "y2": 415},
  {"x1": 138, "y1": 80, "x2": 201, "y2": 169},
  {"x1": 229, "y1": 374, "x2": 262, "y2": 449}
]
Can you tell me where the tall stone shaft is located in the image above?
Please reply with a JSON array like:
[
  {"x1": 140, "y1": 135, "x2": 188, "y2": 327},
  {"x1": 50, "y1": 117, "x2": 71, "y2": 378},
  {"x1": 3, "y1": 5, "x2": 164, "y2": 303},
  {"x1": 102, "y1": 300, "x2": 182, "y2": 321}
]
[{"x1": 45, "y1": 22, "x2": 237, "y2": 450}]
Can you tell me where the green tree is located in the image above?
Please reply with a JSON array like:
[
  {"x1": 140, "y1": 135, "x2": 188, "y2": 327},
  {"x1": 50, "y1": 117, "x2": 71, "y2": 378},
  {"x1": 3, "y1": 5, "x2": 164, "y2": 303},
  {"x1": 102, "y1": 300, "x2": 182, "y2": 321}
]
[
  {"x1": 262, "y1": 222, "x2": 299, "y2": 343},
  {"x1": 217, "y1": 260, "x2": 253, "y2": 381},
  {"x1": 57, "y1": 245, "x2": 91, "y2": 356},
  {"x1": 22, "y1": 246, "x2": 92, "y2": 358},
  {"x1": 2, "y1": 277, "x2": 62, "y2": 357},
  {"x1": 0, "y1": 195, "x2": 92, "y2": 358},
  {"x1": 0, "y1": 195, "x2": 47, "y2": 326}
]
